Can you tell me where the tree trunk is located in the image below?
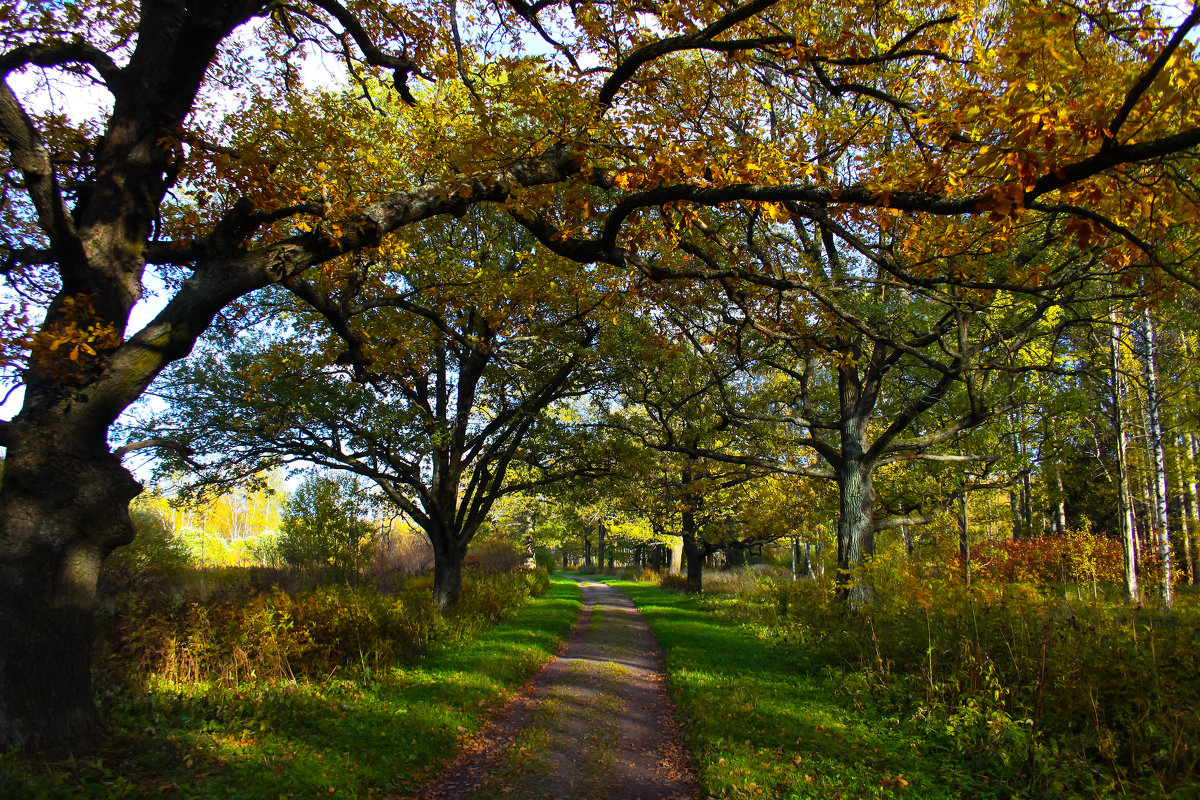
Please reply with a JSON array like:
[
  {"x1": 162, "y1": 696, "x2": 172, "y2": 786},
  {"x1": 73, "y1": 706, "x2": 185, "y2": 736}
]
[
  {"x1": 1110, "y1": 309, "x2": 1139, "y2": 602},
  {"x1": 1176, "y1": 435, "x2": 1195, "y2": 585},
  {"x1": 681, "y1": 508, "x2": 707, "y2": 592},
  {"x1": 1021, "y1": 472, "x2": 1034, "y2": 536},
  {"x1": 0, "y1": 429, "x2": 141, "y2": 748},
  {"x1": 583, "y1": 527, "x2": 593, "y2": 570},
  {"x1": 1052, "y1": 464, "x2": 1068, "y2": 536},
  {"x1": 430, "y1": 535, "x2": 465, "y2": 609},
  {"x1": 596, "y1": 520, "x2": 605, "y2": 574},
  {"x1": 958, "y1": 492, "x2": 970, "y2": 585},
  {"x1": 1010, "y1": 489, "x2": 1023, "y2": 541},
  {"x1": 1141, "y1": 308, "x2": 1174, "y2": 607},
  {"x1": 836, "y1": 459, "x2": 876, "y2": 608},
  {"x1": 834, "y1": 355, "x2": 878, "y2": 608},
  {"x1": 1188, "y1": 434, "x2": 1200, "y2": 585},
  {"x1": 683, "y1": 544, "x2": 705, "y2": 592},
  {"x1": 522, "y1": 511, "x2": 537, "y2": 568}
]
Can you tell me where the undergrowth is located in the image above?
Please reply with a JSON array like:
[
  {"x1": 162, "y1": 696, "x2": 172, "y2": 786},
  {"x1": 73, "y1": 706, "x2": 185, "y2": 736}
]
[
  {"x1": 765, "y1": 564, "x2": 1200, "y2": 798},
  {"x1": 2, "y1": 570, "x2": 575, "y2": 800},
  {"x1": 621, "y1": 568, "x2": 1200, "y2": 799}
]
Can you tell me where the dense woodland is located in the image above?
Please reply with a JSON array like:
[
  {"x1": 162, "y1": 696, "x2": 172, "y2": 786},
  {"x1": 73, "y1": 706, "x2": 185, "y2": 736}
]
[{"x1": 3, "y1": 0, "x2": 1200, "y2": 796}]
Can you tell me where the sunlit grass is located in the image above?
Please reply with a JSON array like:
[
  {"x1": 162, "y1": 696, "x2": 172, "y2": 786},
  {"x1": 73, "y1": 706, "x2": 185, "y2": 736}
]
[
  {"x1": 613, "y1": 579, "x2": 1026, "y2": 800},
  {"x1": 614, "y1": 576, "x2": 1200, "y2": 800},
  {"x1": 3, "y1": 577, "x2": 582, "y2": 800}
]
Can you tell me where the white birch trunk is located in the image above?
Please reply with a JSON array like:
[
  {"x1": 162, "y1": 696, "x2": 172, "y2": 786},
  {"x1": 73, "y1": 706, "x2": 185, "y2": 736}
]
[{"x1": 1141, "y1": 307, "x2": 1174, "y2": 607}]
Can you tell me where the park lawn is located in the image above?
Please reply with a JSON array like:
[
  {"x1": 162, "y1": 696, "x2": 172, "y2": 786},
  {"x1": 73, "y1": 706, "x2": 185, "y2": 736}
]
[
  {"x1": 2, "y1": 576, "x2": 582, "y2": 800},
  {"x1": 612, "y1": 579, "x2": 1022, "y2": 800}
]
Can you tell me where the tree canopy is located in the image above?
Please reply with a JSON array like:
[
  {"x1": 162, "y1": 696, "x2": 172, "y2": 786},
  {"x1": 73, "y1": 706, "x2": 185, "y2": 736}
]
[{"x1": 3, "y1": 0, "x2": 1200, "y2": 750}]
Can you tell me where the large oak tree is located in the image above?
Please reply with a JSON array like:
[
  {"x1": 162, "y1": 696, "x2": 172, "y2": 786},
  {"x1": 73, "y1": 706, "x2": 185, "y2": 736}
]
[{"x1": 151, "y1": 210, "x2": 605, "y2": 607}]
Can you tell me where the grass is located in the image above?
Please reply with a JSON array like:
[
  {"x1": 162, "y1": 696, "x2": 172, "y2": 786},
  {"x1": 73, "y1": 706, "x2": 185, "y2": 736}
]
[
  {"x1": 610, "y1": 579, "x2": 1042, "y2": 800},
  {"x1": 610, "y1": 574, "x2": 1200, "y2": 800},
  {"x1": 1, "y1": 576, "x2": 582, "y2": 800}
]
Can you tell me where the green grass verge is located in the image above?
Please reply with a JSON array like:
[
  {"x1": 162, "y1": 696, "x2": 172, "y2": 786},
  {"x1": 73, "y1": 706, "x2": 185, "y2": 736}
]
[
  {"x1": 1, "y1": 577, "x2": 582, "y2": 800},
  {"x1": 611, "y1": 579, "x2": 1012, "y2": 800}
]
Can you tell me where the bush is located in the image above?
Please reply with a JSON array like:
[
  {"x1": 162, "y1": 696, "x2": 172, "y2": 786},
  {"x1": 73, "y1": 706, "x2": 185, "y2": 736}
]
[
  {"x1": 272, "y1": 474, "x2": 376, "y2": 581},
  {"x1": 971, "y1": 530, "x2": 1125, "y2": 587},
  {"x1": 96, "y1": 569, "x2": 551, "y2": 690},
  {"x1": 101, "y1": 501, "x2": 192, "y2": 592},
  {"x1": 450, "y1": 569, "x2": 551, "y2": 636},
  {"x1": 466, "y1": 539, "x2": 526, "y2": 573},
  {"x1": 710, "y1": 563, "x2": 1200, "y2": 797},
  {"x1": 658, "y1": 572, "x2": 692, "y2": 593}
]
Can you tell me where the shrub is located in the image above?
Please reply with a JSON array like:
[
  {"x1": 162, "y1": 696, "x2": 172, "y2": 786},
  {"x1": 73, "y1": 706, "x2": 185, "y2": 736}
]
[
  {"x1": 466, "y1": 539, "x2": 527, "y2": 573},
  {"x1": 451, "y1": 569, "x2": 551, "y2": 636},
  {"x1": 273, "y1": 474, "x2": 376, "y2": 581},
  {"x1": 706, "y1": 563, "x2": 1200, "y2": 797},
  {"x1": 101, "y1": 501, "x2": 193, "y2": 592},
  {"x1": 971, "y1": 530, "x2": 1124, "y2": 587},
  {"x1": 658, "y1": 572, "x2": 692, "y2": 593},
  {"x1": 96, "y1": 569, "x2": 549, "y2": 691},
  {"x1": 98, "y1": 584, "x2": 445, "y2": 687}
]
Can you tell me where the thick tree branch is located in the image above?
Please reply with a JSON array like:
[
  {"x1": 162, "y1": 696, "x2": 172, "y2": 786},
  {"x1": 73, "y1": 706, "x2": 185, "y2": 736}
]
[
  {"x1": 877, "y1": 452, "x2": 998, "y2": 466},
  {"x1": 0, "y1": 40, "x2": 121, "y2": 86},
  {"x1": 1105, "y1": 3, "x2": 1200, "y2": 146},
  {"x1": 113, "y1": 437, "x2": 199, "y2": 466},
  {"x1": 598, "y1": 0, "x2": 789, "y2": 108},
  {"x1": 308, "y1": 0, "x2": 426, "y2": 104},
  {"x1": 874, "y1": 513, "x2": 937, "y2": 532},
  {"x1": 0, "y1": 81, "x2": 83, "y2": 265}
]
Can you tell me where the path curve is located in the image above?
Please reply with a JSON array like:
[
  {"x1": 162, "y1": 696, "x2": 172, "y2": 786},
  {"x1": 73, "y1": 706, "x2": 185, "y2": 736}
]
[{"x1": 410, "y1": 577, "x2": 697, "y2": 800}]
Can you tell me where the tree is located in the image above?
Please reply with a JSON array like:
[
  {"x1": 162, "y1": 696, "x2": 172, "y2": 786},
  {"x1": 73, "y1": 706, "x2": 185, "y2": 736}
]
[
  {"x1": 151, "y1": 209, "x2": 604, "y2": 607},
  {"x1": 609, "y1": 204, "x2": 1101, "y2": 604},
  {"x1": 276, "y1": 474, "x2": 376, "y2": 582},
  {"x1": 595, "y1": 305, "x2": 800, "y2": 590},
  {"x1": 3, "y1": 0, "x2": 1200, "y2": 751}
]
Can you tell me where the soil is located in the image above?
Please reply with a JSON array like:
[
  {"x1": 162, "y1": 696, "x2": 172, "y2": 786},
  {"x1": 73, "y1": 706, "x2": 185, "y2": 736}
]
[{"x1": 408, "y1": 577, "x2": 698, "y2": 800}]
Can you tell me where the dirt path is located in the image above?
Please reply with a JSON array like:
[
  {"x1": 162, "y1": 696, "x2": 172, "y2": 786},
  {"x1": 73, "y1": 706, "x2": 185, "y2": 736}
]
[{"x1": 410, "y1": 577, "x2": 697, "y2": 800}]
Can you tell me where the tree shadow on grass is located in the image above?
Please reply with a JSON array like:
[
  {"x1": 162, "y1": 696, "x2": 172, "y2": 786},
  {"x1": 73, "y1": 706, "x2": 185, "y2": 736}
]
[{"x1": 6, "y1": 580, "x2": 584, "y2": 800}]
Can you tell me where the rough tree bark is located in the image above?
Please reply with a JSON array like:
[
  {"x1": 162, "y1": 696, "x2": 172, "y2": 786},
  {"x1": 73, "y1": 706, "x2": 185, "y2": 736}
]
[
  {"x1": 431, "y1": 534, "x2": 467, "y2": 609},
  {"x1": 681, "y1": 515, "x2": 711, "y2": 593},
  {"x1": 833, "y1": 355, "x2": 878, "y2": 608},
  {"x1": 0, "y1": 430, "x2": 142, "y2": 747}
]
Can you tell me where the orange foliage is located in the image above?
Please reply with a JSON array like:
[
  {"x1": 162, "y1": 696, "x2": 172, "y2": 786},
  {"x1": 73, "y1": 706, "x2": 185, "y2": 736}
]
[{"x1": 971, "y1": 531, "x2": 1125, "y2": 586}]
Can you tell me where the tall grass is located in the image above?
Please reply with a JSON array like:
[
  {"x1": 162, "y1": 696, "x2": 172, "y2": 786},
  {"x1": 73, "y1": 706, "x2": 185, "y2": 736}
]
[
  {"x1": 6, "y1": 570, "x2": 573, "y2": 800},
  {"x1": 655, "y1": 562, "x2": 1200, "y2": 798}
]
